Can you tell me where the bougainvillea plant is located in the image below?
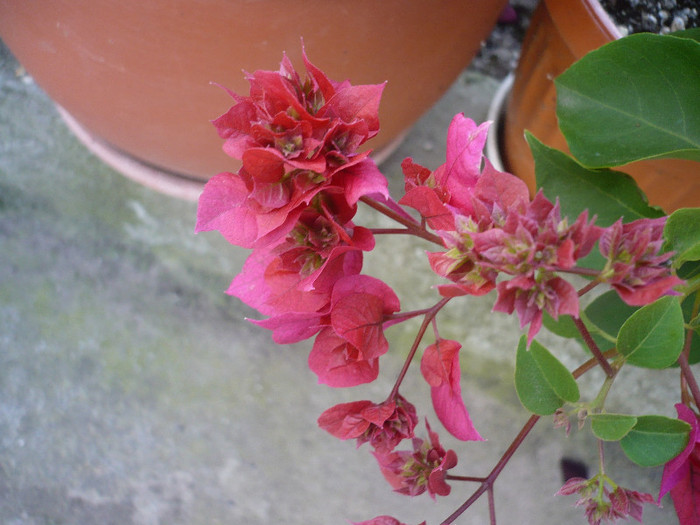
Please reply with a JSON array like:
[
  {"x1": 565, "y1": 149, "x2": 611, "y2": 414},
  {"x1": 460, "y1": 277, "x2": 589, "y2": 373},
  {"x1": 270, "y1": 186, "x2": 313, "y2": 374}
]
[{"x1": 196, "y1": 31, "x2": 700, "y2": 525}]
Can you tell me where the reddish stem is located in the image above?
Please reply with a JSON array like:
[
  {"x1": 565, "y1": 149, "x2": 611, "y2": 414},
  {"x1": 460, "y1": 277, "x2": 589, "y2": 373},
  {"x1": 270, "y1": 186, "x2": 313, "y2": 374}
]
[
  {"x1": 387, "y1": 297, "x2": 451, "y2": 400},
  {"x1": 577, "y1": 278, "x2": 601, "y2": 297},
  {"x1": 439, "y1": 352, "x2": 614, "y2": 524},
  {"x1": 487, "y1": 485, "x2": 497, "y2": 525},
  {"x1": 679, "y1": 332, "x2": 700, "y2": 411},
  {"x1": 573, "y1": 317, "x2": 615, "y2": 378},
  {"x1": 440, "y1": 415, "x2": 540, "y2": 525},
  {"x1": 360, "y1": 196, "x2": 444, "y2": 246},
  {"x1": 369, "y1": 228, "x2": 417, "y2": 236},
  {"x1": 678, "y1": 293, "x2": 700, "y2": 410}
]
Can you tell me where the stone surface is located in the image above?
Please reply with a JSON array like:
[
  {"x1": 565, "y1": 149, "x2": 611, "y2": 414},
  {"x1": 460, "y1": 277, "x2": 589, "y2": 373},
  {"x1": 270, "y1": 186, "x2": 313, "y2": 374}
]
[{"x1": 0, "y1": 34, "x2": 678, "y2": 525}]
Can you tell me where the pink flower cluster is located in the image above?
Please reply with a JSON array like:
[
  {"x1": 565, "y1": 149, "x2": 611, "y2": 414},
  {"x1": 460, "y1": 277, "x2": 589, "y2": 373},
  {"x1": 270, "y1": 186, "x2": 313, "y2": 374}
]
[
  {"x1": 196, "y1": 50, "x2": 684, "y2": 523},
  {"x1": 401, "y1": 114, "x2": 681, "y2": 342},
  {"x1": 557, "y1": 476, "x2": 657, "y2": 525},
  {"x1": 373, "y1": 420, "x2": 458, "y2": 499},
  {"x1": 196, "y1": 51, "x2": 395, "y2": 389},
  {"x1": 318, "y1": 395, "x2": 418, "y2": 454}
]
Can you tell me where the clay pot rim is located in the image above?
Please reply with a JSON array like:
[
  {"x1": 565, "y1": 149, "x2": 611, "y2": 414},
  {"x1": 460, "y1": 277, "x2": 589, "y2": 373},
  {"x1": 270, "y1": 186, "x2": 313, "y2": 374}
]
[
  {"x1": 58, "y1": 105, "x2": 409, "y2": 202},
  {"x1": 485, "y1": 73, "x2": 514, "y2": 174}
]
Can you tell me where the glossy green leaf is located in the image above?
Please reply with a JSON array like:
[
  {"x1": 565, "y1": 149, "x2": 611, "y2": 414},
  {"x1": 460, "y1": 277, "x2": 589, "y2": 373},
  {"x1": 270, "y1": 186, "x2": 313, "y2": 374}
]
[
  {"x1": 584, "y1": 291, "x2": 639, "y2": 342},
  {"x1": 531, "y1": 340, "x2": 580, "y2": 403},
  {"x1": 515, "y1": 337, "x2": 579, "y2": 415},
  {"x1": 590, "y1": 413, "x2": 637, "y2": 441},
  {"x1": 556, "y1": 33, "x2": 700, "y2": 167},
  {"x1": 529, "y1": 134, "x2": 663, "y2": 228},
  {"x1": 673, "y1": 28, "x2": 700, "y2": 42},
  {"x1": 663, "y1": 208, "x2": 700, "y2": 268},
  {"x1": 617, "y1": 296, "x2": 685, "y2": 369},
  {"x1": 620, "y1": 415, "x2": 691, "y2": 467}
]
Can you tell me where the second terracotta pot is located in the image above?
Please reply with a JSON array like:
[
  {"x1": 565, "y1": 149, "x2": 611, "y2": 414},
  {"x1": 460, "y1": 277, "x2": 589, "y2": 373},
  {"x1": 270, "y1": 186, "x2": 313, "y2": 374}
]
[{"x1": 503, "y1": 0, "x2": 699, "y2": 212}]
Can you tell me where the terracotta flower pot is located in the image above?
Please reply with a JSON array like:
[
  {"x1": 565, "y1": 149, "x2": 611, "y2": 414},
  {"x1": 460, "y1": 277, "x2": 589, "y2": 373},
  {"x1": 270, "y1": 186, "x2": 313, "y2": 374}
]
[
  {"x1": 502, "y1": 0, "x2": 699, "y2": 212},
  {"x1": 0, "y1": 0, "x2": 507, "y2": 199}
]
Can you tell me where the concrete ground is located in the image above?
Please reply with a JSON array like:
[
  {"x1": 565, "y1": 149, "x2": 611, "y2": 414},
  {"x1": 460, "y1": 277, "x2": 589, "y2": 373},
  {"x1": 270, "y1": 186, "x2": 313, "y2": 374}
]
[{"x1": 0, "y1": 31, "x2": 678, "y2": 525}]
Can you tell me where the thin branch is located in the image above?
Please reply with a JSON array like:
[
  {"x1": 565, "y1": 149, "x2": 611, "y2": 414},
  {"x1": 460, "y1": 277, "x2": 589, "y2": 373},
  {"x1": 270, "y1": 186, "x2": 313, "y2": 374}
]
[
  {"x1": 446, "y1": 475, "x2": 487, "y2": 483},
  {"x1": 572, "y1": 317, "x2": 615, "y2": 378},
  {"x1": 440, "y1": 415, "x2": 540, "y2": 525},
  {"x1": 679, "y1": 345, "x2": 700, "y2": 412},
  {"x1": 369, "y1": 228, "x2": 416, "y2": 235},
  {"x1": 360, "y1": 196, "x2": 444, "y2": 246},
  {"x1": 387, "y1": 297, "x2": 451, "y2": 400},
  {"x1": 487, "y1": 484, "x2": 497, "y2": 525},
  {"x1": 572, "y1": 351, "x2": 618, "y2": 379},
  {"x1": 577, "y1": 278, "x2": 601, "y2": 297},
  {"x1": 678, "y1": 293, "x2": 700, "y2": 410},
  {"x1": 439, "y1": 350, "x2": 616, "y2": 524}
]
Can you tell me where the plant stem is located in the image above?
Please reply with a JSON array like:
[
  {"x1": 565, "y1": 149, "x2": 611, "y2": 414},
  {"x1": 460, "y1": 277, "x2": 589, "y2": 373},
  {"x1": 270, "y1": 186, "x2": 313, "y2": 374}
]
[
  {"x1": 385, "y1": 306, "x2": 437, "y2": 325},
  {"x1": 387, "y1": 297, "x2": 451, "y2": 400},
  {"x1": 577, "y1": 278, "x2": 601, "y2": 297},
  {"x1": 573, "y1": 317, "x2": 615, "y2": 378},
  {"x1": 360, "y1": 196, "x2": 444, "y2": 246},
  {"x1": 440, "y1": 415, "x2": 540, "y2": 525},
  {"x1": 679, "y1": 292, "x2": 700, "y2": 410},
  {"x1": 440, "y1": 351, "x2": 615, "y2": 524},
  {"x1": 369, "y1": 228, "x2": 416, "y2": 236},
  {"x1": 446, "y1": 475, "x2": 487, "y2": 483},
  {"x1": 679, "y1": 350, "x2": 700, "y2": 412},
  {"x1": 487, "y1": 485, "x2": 497, "y2": 525}
]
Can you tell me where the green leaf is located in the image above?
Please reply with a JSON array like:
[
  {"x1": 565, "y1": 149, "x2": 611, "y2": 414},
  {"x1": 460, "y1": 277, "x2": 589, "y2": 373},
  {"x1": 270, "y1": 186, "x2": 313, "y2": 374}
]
[
  {"x1": 514, "y1": 337, "x2": 579, "y2": 415},
  {"x1": 617, "y1": 296, "x2": 685, "y2": 369},
  {"x1": 542, "y1": 312, "x2": 580, "y2": 339},
  {"x1": 671, "y1": 27, "x2": 700, "y2": 43},
  {"x1": 678, "y1": 260, "x2": 700, "y2": 281},
  {"x1": 590, "y1": 413, "x2": 637, "y2": 441},
  {"x1": 620, "y1": 415, "x2": 691, "y2": 467},
  {"x1": 529, "y1": 134, "x2": 664, "y2": 228},
  {"x1": 542, "y1": 312, "x2": 613, "y2": 353},
  {"x1": 531, "y1": 340, "x2": 580, "y2": 403},
  {"x1": 663, "y1": 208, "x2": 700, "y2": 268},
  {"x1": 556, "y1": 33, "x2": 700, "y2": 167},
  {"x1": 584, "y1": 291, "x2": 639, "y2": 342}
]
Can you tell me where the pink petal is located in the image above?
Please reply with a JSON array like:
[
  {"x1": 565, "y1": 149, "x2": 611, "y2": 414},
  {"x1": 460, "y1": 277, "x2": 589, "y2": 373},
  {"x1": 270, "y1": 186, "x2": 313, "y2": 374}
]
[
  {"x1": 474, "y1": 158, "x2": 529, "y2": 211},
  {"x1": 325, "y1": 82, "x2": 385, "y2": 135},
  {"x1": 332, "y1": 275, "x2": 401, "y2": 314},
  {"x1": 422, "y1": 340, "x2": 483, "y2": 441},
  {"x1": 659, "y1": 403, "x2": 699, "y2": 502},
  {"x1": 444, "y1": 114, "x2": 488, "y2": 182},
  {"x1": 670, "y1": 446, "x2": 700, "y2": 525},
  {"x1": 420, "y1": 339, "x2": 461, "y2": 387},
  {"x1": 211, "y1": 100, "x2": 257, "y2": 159},
  {"x1": 308, "y1": 328, "x2": 379, "y2": 387},
  {"x1": 351, "y1": 516, "x2": 405, "y2": 525},
  {"x1": 399, "y1": 187, "x2": 454, "y2": 231},
  {"x1": 195, "y1": 172, "x2": 260, "y2": 248},
  {"x1": 335, "y1": 157, "x2": 390, "y2": 205},
  {"x1": 615, "y1": 275, "x2": 684, "y2": 307},
  {"x1": 331, "y1": 294, "x2": 388, "y2": 360},
  {"x1": 250, "y1": 311, "x2": 325, "y2": 344},
  {"x1": 317, "y1": 400, "x2": 373, "y2": 439}
]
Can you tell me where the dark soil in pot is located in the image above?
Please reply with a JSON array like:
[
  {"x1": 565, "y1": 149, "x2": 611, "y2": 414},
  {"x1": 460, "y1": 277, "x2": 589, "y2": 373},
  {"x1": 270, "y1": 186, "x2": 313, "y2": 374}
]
[{"x1": 599, "y1": 0, "x2": 699, "y2": 35}]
